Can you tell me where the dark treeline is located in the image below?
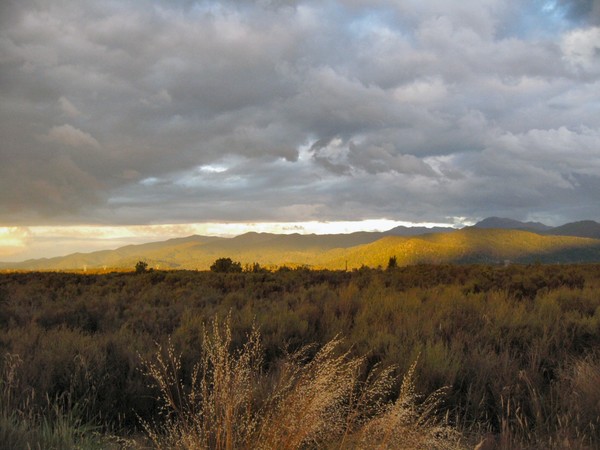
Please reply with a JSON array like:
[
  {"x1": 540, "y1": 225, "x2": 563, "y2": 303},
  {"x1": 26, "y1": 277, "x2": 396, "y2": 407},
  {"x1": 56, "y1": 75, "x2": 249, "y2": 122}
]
[{"x1": 1, "y1": 263, "x2": 599, "y2": 448}]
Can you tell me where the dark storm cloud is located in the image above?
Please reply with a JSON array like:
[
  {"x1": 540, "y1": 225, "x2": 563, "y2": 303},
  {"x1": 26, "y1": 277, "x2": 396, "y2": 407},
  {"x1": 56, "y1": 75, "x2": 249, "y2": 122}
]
[
  {"x1": 559, "y1": 0, "x2": 600, "y2": 24},
  {"x1": 1, "y1": 0, "x2": 599, "y2": 226}
]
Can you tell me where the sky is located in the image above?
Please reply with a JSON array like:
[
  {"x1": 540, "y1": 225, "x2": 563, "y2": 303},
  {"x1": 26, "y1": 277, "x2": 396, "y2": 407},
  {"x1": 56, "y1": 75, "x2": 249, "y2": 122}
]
[{"x1": 1, "y1": 0, "x2": 600, "y2": 261}]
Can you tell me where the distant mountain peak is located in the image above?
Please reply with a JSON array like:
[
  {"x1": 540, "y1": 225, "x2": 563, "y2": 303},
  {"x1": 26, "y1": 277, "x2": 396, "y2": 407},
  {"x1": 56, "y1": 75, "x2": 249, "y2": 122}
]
[
  {"x1": 546, "y1": 220, "x2": 600, "y2": 239},
  {"x1": 473, "y1": 217, "x2": 551, "y2": 232}
]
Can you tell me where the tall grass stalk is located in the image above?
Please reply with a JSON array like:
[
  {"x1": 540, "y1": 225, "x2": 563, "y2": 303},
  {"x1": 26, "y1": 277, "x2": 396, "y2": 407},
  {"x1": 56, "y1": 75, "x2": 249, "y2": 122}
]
[
  {"x1": 141, "y1": 316, "x2": 465, "y2": 449},
  {"x1": 0, "y1": 352, "x2": 117, "y2": 450},
  {"x1": 141, "y1": 317, "x2": 263, "y2": 449}
]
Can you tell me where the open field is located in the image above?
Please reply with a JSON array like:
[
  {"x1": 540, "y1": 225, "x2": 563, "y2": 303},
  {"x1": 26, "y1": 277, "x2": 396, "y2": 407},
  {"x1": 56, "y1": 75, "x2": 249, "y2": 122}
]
[{"x1": 1, "y1": 264, "x2": 600, "y2": 448}]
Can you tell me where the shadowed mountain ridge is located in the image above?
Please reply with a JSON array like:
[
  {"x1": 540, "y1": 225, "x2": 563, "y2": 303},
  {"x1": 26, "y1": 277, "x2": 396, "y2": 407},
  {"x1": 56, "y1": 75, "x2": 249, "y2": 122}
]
[
  {"x1": 473, "y1": 217, "x2": 552, "y2": 232},
  {"x1": 545, "y1": 220, "x2": 600, "y2": 239}
]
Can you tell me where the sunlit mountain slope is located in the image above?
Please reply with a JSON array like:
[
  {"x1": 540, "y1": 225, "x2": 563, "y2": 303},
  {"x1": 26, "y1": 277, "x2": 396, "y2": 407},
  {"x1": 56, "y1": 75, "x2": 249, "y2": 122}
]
[{"x1": 3, "y1": 227, "x2": 600, "y2": 271}]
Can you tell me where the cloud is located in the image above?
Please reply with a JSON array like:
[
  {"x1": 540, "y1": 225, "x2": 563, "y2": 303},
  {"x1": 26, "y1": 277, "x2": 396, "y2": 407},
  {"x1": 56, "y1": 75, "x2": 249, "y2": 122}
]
[
  {"x1": 558, "y1": 0, "x2": 600, "y2": 24},
  {"x1": 59, "y1": 97, "x2": 82, "y2": 118},
  {"x1": 0, "y1": 0, "x2": 599, "y2": 228},
  {"x1": 0, "y1": 226, "x2": 31, "y2": 258},
  {"x1": 43, "y1": 124, "x2": 100, "y2": 149},
  {"x1": 392, "y1": 78, "x2": 448, "y2": 104},
  {"x1": 561, "y1": 26, "x2": 600, "y2": 74}
]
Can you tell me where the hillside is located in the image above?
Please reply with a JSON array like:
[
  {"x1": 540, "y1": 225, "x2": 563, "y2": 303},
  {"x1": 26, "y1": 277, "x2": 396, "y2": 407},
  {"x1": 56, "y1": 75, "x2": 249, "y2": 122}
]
[
  {"x1": 3, "y1": 227, "x2": 600, "y2": 271},
  {"x1": 545, "y1": 220, "x2": 600, "y2": 239},
  {"x1": 324, "y1": 228, "x2": 600, "y2": 269},
  {"x1": 0, "y1": 235, "x2": 221, "y2": 271},
  {"x1": 0, "y1": 231, "x2": 386, "y2": 271},
  {"x1": 472, "y1": 217, "x2": 600, "y2": 239}
]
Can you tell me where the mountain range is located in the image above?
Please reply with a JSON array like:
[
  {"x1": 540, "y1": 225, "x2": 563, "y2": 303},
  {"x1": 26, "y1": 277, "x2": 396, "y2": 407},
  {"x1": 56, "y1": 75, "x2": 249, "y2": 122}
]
[{"x1": 2, "y1": 218, "x2": 600, "y2": 271}]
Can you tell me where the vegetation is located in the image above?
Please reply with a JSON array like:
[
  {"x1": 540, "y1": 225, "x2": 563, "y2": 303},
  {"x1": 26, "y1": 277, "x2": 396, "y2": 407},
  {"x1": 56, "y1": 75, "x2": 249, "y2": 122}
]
[
  {"x1": 135, "y1": 260, "x2": 149, "y2": 274},
  {"x1": 141, "y1": 317, "x2": 461, "y2": 449},
  {"x1": 0, "y1": 353, "x2": 119, "y2": 449},
  {"x1": 1, "y1": 263, "x2": 599, "y2": 448},
  {"x1": 210, "y1": 257, "x2": 242, "y2": 273}
]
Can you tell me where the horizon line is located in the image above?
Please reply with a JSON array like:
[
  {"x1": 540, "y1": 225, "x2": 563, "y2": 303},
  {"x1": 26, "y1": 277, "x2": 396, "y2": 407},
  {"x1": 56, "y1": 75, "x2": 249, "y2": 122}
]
[{"x1": 0, "y1": 219, "x2": 465, "y2": 262}]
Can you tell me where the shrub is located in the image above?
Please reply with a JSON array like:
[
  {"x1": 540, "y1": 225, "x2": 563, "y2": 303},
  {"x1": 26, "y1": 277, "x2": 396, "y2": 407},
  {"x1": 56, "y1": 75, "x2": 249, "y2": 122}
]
[
  {"x1": 135, "y1": 261, "x2": 149, "y2": 274},
  {"x1": 210, "y1": 258, "x2": 242, "y2": 273}
]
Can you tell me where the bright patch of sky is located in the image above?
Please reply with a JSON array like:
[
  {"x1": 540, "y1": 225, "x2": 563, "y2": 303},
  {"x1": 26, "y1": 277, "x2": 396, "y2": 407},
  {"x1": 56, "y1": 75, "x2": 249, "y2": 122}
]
[
  {"x1": 199, "y1": 164, "x2": 228, "y2": 173},
  {"x1": 502, "y1": 0, "x2": 571, "y2": 38},
  {"x1": 348, "y1": 8, "x2": 396, "y2": 37}
]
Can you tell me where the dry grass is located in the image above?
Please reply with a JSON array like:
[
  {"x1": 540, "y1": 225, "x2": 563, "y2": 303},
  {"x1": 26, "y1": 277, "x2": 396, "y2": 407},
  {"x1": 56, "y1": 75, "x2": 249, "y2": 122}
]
[
  {"x1": 141, "y1": 316, "x2": 465, "y2": 450},
  {"x1": 0, "y1": 352, "x2": 117, "y2": 449},
  {"x1": 140, "y1": 317, "x2": 263, "y2": 449},
  {"x1": 551, "y1": 355, "x2": 600, "y2": 449},
  {"x1": 354, "y1": 360, "x2": 462, "y2": 449},
  {"x1": 487, "y1": 355, "x2": 600, "y2": 450},
  {"x1": 567, "y1": 356, "x2": 600, "y2": 431}
]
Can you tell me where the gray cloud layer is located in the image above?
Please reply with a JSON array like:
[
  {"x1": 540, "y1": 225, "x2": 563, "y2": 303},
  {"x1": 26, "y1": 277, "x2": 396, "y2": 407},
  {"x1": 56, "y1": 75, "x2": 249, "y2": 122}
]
[{"x1": 1, "y1": 0, "x2": 599, "y2": 226}]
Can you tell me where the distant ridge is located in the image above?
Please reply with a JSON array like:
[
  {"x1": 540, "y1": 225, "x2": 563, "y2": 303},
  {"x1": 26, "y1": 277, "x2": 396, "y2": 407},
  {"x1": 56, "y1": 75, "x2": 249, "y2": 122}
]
[
  {"x1": 473, "y1": 217, "x2": 600, "y2": 240},
  {"x1": 384, "y1": 225, "x2": 454, "y2": 236},
  {"x1": 473, "y1": 217, "x2": 551, "y2": 232},
  {"x1": 323, "y1": 228, "x2": 600, "y2": 269},
  {"x1": 2, "y1": 224, "x2": 600, "y2": 271},
  {"x1": 545, "y1": 220, "x2": 600, "y2": 239}
]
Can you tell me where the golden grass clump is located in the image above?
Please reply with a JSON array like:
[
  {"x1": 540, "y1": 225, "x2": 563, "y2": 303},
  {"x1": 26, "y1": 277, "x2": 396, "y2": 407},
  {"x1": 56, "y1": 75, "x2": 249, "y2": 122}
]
[
  {"x1": 355, "y1": 360, "x2": 462, "y2": 449},
  {"x1": 140, "y1": 317, "x2": 263, "y2": 449},
  {"x1": 141, "y1": 316, "x2": 464, "y2": 450}
]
